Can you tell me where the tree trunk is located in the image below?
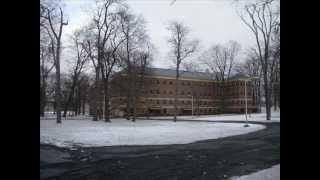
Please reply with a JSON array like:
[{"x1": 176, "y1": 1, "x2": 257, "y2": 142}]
[
  {"x1": 132, "y1": 98, "x2": 136, "y2": 122},
  {"x1": 98, "y1": 87, "x2": 103, "y2": 120},
  {"x1": 92, "y1": 68, "x2": 100, "y2": 121},
  {"x1": 173, "y1": 68, "x2": 179, "y2": 122},
  {"x1": 104, "y1": 79, "x2": 111, "y2": 122},
  {"x1": 273, "y1": 83, "x2": 277, "y2": 111},
  {"x1": 82, "y1": 95, "x2": 86, "y2": 115},
  {"x1": 126, "y1": 92, "x2": 131, "y2": 120},
  {"x1": 40, "y1": 79, "x2": 47, "y2": 117},
  {"x1": 125, "y1": 33, "x2": 131, "y2": 121},
  {"x1": 257, "y1": 81, "x2": 262, "y2": 113},
  {"x1": 219, "y1": 82, "x2": 226, "y2": 114},
  {"x1": 55, "y1": 43, "x2": 62, "y2": 124},
  {"x1": 63, "y1": 79, "x2": 77, "y2": 117},
  {"x1": 76, "y1": 85, "x2": 81, "y2": 116},
  {"x1": 132, "y1": 74, "x2": 138, "y2": 122},
  {"x1": 264, "y1": 70, "x2": 271, "y2": 120},
  {"x1": 126, "y1": 67, "x2": 133, "y2": 121}
]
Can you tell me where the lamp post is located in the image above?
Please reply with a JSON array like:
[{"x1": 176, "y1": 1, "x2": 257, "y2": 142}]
[{"x1": 240, "y1": 76, "x2": 259, "y2": 127}]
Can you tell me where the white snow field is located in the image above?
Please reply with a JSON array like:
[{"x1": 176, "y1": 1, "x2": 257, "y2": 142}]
[
  {"x1": 191, "y1": 111, "x2": 279, "y2": 122},
  {"x1": 148, "y1": 110, "x2": 280, "y2": 123},
  {"x1": 229, "y1": 164, "x2": 280, "y2": 180},
  {"x1": 40, "y1": 119, "x2": 265, "y2": 148}
]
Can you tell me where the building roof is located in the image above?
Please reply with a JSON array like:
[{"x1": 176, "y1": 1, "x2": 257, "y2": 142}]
[
  {"x1": 117, "y1": 67, "x2": 252, "y2": 81},
  {"x1": 228, "y1": 73, "x2": 249, "y2": 80},
  {"x1": 145, "y1": 67, "x2": 215, "y2": 81}
]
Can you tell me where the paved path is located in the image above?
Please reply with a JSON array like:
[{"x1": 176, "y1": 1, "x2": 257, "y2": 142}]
[{"x1": 40, "y1": 121, "x2": 280, "y2": 180}]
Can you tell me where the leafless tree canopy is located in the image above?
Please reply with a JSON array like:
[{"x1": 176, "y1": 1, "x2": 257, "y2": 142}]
[
  {"x1": 73, "y1": 1, "x2": 153, "y2": 122},
  {"x1": 40, "y1": 0, "x2": 68, "y2": 123},
  {"x1": 238, "y1": 0, "x2": 279, "y2": 120},
  {"x1": 62, "y1": 30, "x2": 89, "y2": 117},
  {"x1": 167, "y1": 21, "x2": 199, "y2": 121},
  {"x1": 116, "y1": 8, "x2": 153, "y2": 122},
  {"x1": 200, "y1": 41, "x2": 241, "y2": 81}
]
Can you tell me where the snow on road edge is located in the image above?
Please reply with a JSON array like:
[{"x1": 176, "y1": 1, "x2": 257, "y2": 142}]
[{"x1": 229, "y1": 164, "x2": 280, "y2": 180}]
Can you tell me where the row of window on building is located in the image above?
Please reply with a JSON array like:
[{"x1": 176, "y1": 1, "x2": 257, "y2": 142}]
[
  {"x1": 147, "y1": 89, "x2": 214, "y2": 97},
  {"x1": 143, "y1": 99, "x2": 215, "y2": 106},
  {"x1": 149, "y1": 79, "x2": 214, "y2": 87},
  {"x1": 229, "y1": 100, "x2": 253, "y2": 105},
  {"x1": 114, "y1": 98, "x2": 253, "y2": 106}
]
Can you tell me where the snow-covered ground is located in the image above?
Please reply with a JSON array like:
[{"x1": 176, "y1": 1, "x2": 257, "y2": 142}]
[
  {"x1": 40, "y1": 119, "x2": 265, "y2": 148},
  {"x1": 229, "y1": 164, "x2": 280, "y2": 180},
  {"x1": 147, "y1": 110, "x2": 280, "y2": 123},
  {"x1": 191, "y1": 111, "x2": 279, "y2": 122}
]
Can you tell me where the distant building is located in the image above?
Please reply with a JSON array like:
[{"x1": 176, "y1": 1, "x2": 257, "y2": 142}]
[{"x1": 110, "y1": 68, "x2": 259, "y2": 117}]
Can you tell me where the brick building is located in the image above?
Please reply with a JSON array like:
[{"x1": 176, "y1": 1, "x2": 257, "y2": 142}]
[{"x1": 110, "y1": 68, "x2": 259, "y2": 117}]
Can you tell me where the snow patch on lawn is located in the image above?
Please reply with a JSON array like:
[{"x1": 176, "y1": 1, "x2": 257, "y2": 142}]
[
  {"x1": 193, "y1": 111, "x2": 280, "y2": 122},
  {"x1": 40, "y1": 119, "x2": 265, "y2": 148},
  {"x1": 230, "y1": 164, "x2": 280, "y2": 180},
  {"x1": 148, "y1": 111, "x2": 280, "y2": 123}
]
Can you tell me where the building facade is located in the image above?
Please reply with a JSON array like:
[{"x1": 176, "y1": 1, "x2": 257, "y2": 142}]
[{"x1": 110, "y1": 68, "x2": 259, "y2": 117}]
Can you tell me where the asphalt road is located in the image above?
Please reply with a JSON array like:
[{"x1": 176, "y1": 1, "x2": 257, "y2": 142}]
[{"x1": 40, "y1": 121, "x2": 280, "y2": 180}]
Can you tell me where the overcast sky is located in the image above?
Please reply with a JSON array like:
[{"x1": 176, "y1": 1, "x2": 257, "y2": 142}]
[{"x1": 61, "y1": 0, "x2": 258, "y2": 72}]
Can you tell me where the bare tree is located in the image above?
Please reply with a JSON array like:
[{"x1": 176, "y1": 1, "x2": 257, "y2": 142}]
[
  {"x1": 40, "y1": 30, "x2": 55, "y2": 116},
  {"x1": 200, "y1": 41, "x2": 241, "y2": 113},
  {"x1": 110, "y1": 42, "x2": 153, "y2": 121},
  {"x1": 130, "y1": 43, "x2": 154, "y2": 122},
  {"x1": 73, "y1": 74, "x2": 90, "y2": 116},
  {"x1": 235, "y1": 48, "x2": 262, "y2": 112},
  {"x1": 238, "y1": 0, "x2": 279, "y2": 120},
  {"x1": 82, "y1": 0, "x2": 123, "y2": 121},
  {"x1": 167, "y1": 21, "x2": 199, "y2": 121},
  {"x1": 41, "y1": 1, "x2": 68, "y2": 123},
  {"x1": 270, "y1": 23, "x2": 280, "y2": 110},
  {"x1": 100, "y1": 27, "x2": 126, "y2": 122},
  {"x1": 201, "y1": 41, "x2": 241, "y2": 82},
  {"x1": 117, "y1": 9, "x2": 149, "y2": 121},
  {"x1": 78, "y1": 74, "x2": 90, "y2": 115},
  {"x1": 62, "y1": 31, "x2": 89, "y2": 117},
  {"x1": 82, "y1": 35, "x2": 101, "y2": 120}
]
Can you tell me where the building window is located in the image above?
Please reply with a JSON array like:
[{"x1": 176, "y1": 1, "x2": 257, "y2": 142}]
[
  {"x1": 157, "y1": 80, "x2": 160, "y2": 84},
  {"x1": 157, "y1": 90, "x2": 160, "y2": 94},
  {"x1": 169, "y1": 81, "x2": 173, "y2": 85},
  {"x1": 187, "y1": 82, "x2": 191, "y2": 86},
  {"x1": 163, "y1": 100, "x2": 167, "y2": 104},
  {"x1": 156, "y1": 100, "x2": 159, "y2": 104},
  {"x1": 169, "y1": 100, "x2": 172, "y2": 104},
  {"x1": 163, "y1": 90, "x2": 167, "y2": 94},
  {"x1": 169, "y1": 91, "x2": 172, "y2": 94},
  {"x1": 181, "y1": 91, "x2": 184, "y2": 95},
  {"x1": 163, "y1": 80, "x2": 167, "y2": 84}
]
